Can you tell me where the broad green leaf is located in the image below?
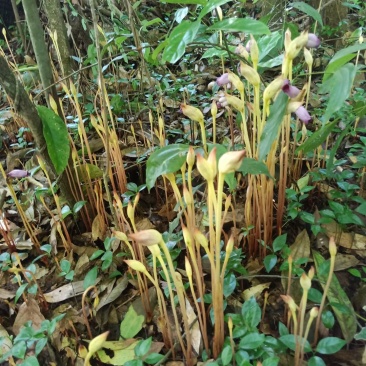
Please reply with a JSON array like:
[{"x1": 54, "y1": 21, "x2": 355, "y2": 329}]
[
  {"x1": 146, "y1": 144, "x2": 190, "y2": 190},
  {"x1": 259, "y1": 92, "x2": 288, "y2": 161},
  {"x1": 208, "y1": 18, "x2": 270, "y2": 35},
  {"x1": 315, "y1": 337, "x2": 346, "y2": 354},
  {"x1": 264, "y1": 254, "x2": 277, "y2": 273},
  {"x1": 199, "y1": 0, "x2": 233, "y2": 20},
  {"x1": 273, "y1": 234, "x2": 287, "y2": 252},
  {"x1": 238, "y1": 158, "x2": 272, "y2": 178},
  {"x1": 292, "y1": 2, "x2": 323, "y2": 27},
  {"x1": 257, "y1": 31, "x2": 283, "y2": 62},
  {"x1": 201, "y1": 47, "x2": 228, "y2": 59},
  {"x1": 161, "y1": 0, "x2": 205, "y2": 3},
  {"x1": 120, "y1": 305, "x2": 145, "y2": 339},
  {"x1": 323, "y1": 54, "x2": 356, "y2": 82},
  {"x1": 328, "y1": 43, "x2": 366, "y2": 65},
  {"x1": 242, "y1": 297, "x2": 261, "y2": 329},
  {"x1": 84, "y1": 266, "x2": 98, "y2": 290},
  {"x1": 259, "y1": 54, "x2": 284, "y2": 69},
  {"x1": 296, "y1": 120, "x2": 338, "y2": 155},
  {"x1": 134, "y1": 337, "x2": 152, "y2": 357},
  {"x1": 239, "y1": 333, "x2": 265, "y2": 349},
  {"x1": 279, "y1": 335, "x2": 312, "y2": 352},
  {"x1": 320, "y1": 64, "x2": 357, "y2": 123},
  {"x1": 174, "y1": 7, "x2": 188, "y2": 23},
  {"x1": 308, "y1": 356, "x2": 326, "y2": 366},
  {"x1": 313, "y1": 250, "x2": 357, "y2": 342},
  {"x1": 223, "y1": 272, "x2": 236, "y2": 297},
  {"x1": 221, "y1": 344, "x2": 233, "y2": 366},
  {"x1": 37, "y1": 106, "x2": 70, "y2": 174},
  {"x1": 162, "y1": 20, "x2": 200, "y2": 63},
  {"x1": 262, "y1": 357, "x2": 280, "y2": 366},
  {"x1": 355, "y1": 327, "x2": 366, "y2": 340}
]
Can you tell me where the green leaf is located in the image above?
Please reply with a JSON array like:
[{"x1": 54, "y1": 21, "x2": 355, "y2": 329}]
[
  {"x1": 15, "y1": 283, "x2": 28, "y2": 304},
  {"x1": 328, "y1": 43, "x2": 366, "y2": 67},
  {"x1": 20, "y1": 355, "x2": 40, "y2": 366},
  {"x1": 201, "y1": 47, "x2": 228, "y2": 59},
  {"x1": 90, "y1": 249, "x2": 105, "y2": 261},
  {"x1": 321, "y1": 310, "x2": 335, "y2": 329},
  {"x1": 161, "y1": 0, "x2": 205, "y2": 3},
  {"x1": 295, "y1": 120, "x2": 338, "y2": 154},
  {"x1": 238, "y1": 158, "x2": 272, "y2": 177},
  {"x1": 239, "y1": 333, "x2": 265, "y2": 349},
  {"x1": 308, "y1": 356, "x2": 326, "y2": 366},
  {"x1": 120, "y1": 305, "x2": 145, "y2": 339},
  {"x1": 313, "y1": 250, "x2": 357, "y2": 342},
  {"x1": 279, "y1": 335, "x2": 312, "y2": 352},
  {"x1": 199, "y1": 0, "x2": 233, "y2": 20},
  {"x1": 319, "y1": 63, "x2": 357, "y2": 123},
  {"x1": 134, "y1": 337, "x2": 152, "y2": 357},
  {"x1": 146, "y1": 144, "x2": 190, "y2": 190},
  {"x1": 355, "y1": 327, "x2": 366, "y2": 340},
  {"x1": 174, "y1": 7, "x2": 188, "y2": 23},
  {"x1": 273, "y1": 234, "x2": 287, "y2": 252},
  {"x1": 242, "y1": 297, "x2": 261, "y2": 329},
  {"x1": 73, "y1": 201, "x2": 86, "y2": 214},
  {"x1": 84, "y1": 266, "x2": 98, "y2": 290},
  {"x1": 208, "y1": 18, "x2": 270, "y2": 35},
  {"x1": 162, "y1": 20, "x2": 200, "y2": 63},
  {"x1": 315, "y1": 337, "x2": 346, "y2": 354},
  {"x1": 144, "y1": 353, "x2": 165, "y2": 364},
  {"x1": 221, "y1": 344, "x2": 233, "y2": 366},
  {"x1": 223, "y1": 272, "x2": 236, "y2": 297},
  {"x1": 37, "y1": 106, "x2": 70, "y2": 174},
  {"x1": 262, "y1": 357, "x2": 280, "y2": 366},
  {"x1": 264, "y1": 254, "x2": 277, "y2": 273},
  {"x1": 292, "y1": 2, "x2": 323, "y2": 27},
  {"x1": 323, "y1": 54, "x2": 356, "y2": 82},
  {"x1": 60, "y1": 259, "x2": 71, "y2": 273},
  {"x1": 259, "y1": 92, "x2": 288, "y2": 161}
]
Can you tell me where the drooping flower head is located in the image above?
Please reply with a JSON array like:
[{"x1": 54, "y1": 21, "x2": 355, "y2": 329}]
[
  {"x1": 288, "y1": 102, "x2": 312, "y2": 124},
  {"x1": 282, "y1": 79, "x2": 301, "y2": 98},
  {"x1": 307, "y1": 33, "x2": 321, "y2": 49}
]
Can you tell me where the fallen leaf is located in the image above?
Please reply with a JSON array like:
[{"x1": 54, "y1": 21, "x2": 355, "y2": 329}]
[{"x1": 13, "y1": 297, "x2": 45, "y2": 335}]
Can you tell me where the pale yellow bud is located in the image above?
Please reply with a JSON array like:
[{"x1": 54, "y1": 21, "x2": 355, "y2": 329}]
[
  {"x1": 308, "y1": 266, "x2": 315, "y2": 280},
  {"x1": 300, "y1": 273, "x2": 311, "y2": 291},
  {"x1": 194, "y1": 229, "x2": 209, "y2": 250},
  {"x1": 284, "y1": 28, "x2": 292, "y2": 51},
  {"x1": 185, "y1": 257, "x2": 192, "y2": 278},
  {"x1": 183, "y1": 186, "x2": 193, "y2": 206},
  {"x1": 263, "y1": 76, "x2": 285, "y2": 103},
  {"x1": 310, "y1": 307, "x2": 319, "y2": 319},
  {"x1": 125, "y1": 259, "x2": 147, "y2": 273},
  {"x1": 329, "y1": 236, "x2": 337, "y2": 257},
  {"x1": 147, "y1": 243, "x2": 161, "y2": 257},
  {"x1": 207, "y1": 147, "x2": 217, "y2": 178},
  {"x1": 221, "y1": 93, "x2": 244, "y2": 113},
  {"x1": 239, "y1": 62, "x2": 260, "y2": 87},
  {"x1": 127, "y1": 202, "x2": 134, "y2": 221},
  {"x1": 113, "y1": 231, "x2": 128, "y2": 242},
  {"x1": 187, "y1": 146, "x2": 196, "y2": 167},
  {"x1": 281, "y1": 294, "x2": 298, "y2": 313},
  {"x1": 249, "y1": 34, "x2": 259, "y2": 68},
  {"x1": 211, "y1": 100, "x2": 218, "y2": 119},
  {"x1": 182, "y1": 225, "x2": 193, "y2": 250},
  {"x1": 88, "y1": 331, "x2": 109, "y2": 354},
  {"x1": 226, "y1": 235, "x2": 234, "y2": 255},
  {"x1": 304, "y1": 47, "x2": 313, "y2": 68},
  {"x1": 181, "y1": 103, "x2": 204, "y2": 123},
  {"x1": 227, "y1": 71, "x2": 244, "y2": 94},
  {"x1": 218, "y1": 150, "x2": 246, "y2": 174},
  {"x1": 129, "y1": 229, "x2": 163, "y2": 246},
  {"x1": 235, "y1": 44, "x2": 249, "y2": 59},
  {"x1": 287, "y1": 32, "x2": 308, "y2": 60},
  {"x1": 197, "y1": 153, "x2": 216, "y2": 181}
]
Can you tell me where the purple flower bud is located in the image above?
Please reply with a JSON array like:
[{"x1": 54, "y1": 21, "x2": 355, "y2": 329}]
[
  {"x1": 216, "y1": 73, "x2": 230, "y2": 86},
  {"x1": 7, "y1": 169, "x2": 29, "y2": 179},
  {"x1": 295, "y1": 106, "x2": 312, "y2": 124},
  {"x1": 282, "y1": 79, "x2": 301, "y2": 98},
  {"x1": 306, "y1": 33, "x2": 320, "y2": 49}
]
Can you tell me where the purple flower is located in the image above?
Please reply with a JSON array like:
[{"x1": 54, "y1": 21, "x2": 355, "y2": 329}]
[
  {"x1": 216, "y1": 73, "x2": 230, "y2": 86},
  {"x1": 306, "y1": 33, "x2": 320, "y2": 49},
  {"x1": 7, "y1": 169, "x2": 29, "y2": 179},
  {"x1": 295, "y1": 106, "x2": 312, "y2": 124},
  {"x1": 282, "y1": 79, "x2": 301, "y2": 98}
]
